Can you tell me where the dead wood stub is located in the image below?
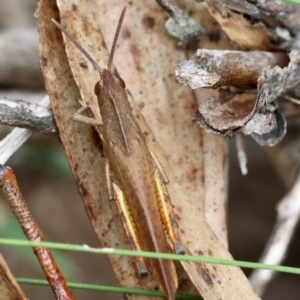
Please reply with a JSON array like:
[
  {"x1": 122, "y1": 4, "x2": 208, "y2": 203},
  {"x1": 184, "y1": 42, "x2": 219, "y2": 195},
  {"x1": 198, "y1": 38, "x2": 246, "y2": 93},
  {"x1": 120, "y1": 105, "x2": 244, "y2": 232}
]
[{"x1": 176, "y1": 50, "x2": 289, "y2": 90}]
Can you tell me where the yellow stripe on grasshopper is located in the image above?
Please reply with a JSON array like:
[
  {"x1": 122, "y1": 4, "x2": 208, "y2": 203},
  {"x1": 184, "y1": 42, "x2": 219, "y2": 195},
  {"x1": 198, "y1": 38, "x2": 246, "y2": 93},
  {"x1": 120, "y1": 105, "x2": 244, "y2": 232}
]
[
  {"x1": 112, "y1": 182, "x2": 148, "y2": 276},
  {"x1": 154, "y1": 169, "x2": 184, "y2": 256}
]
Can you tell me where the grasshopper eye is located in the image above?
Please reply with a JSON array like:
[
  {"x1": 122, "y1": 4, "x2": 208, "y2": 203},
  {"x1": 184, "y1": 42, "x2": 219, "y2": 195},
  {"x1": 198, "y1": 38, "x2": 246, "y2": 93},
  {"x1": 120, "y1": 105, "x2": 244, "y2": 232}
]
[
  {"x1": 94, "y1": 80, "x2": 102, "y2": 96},
  {"x1": 115, "y1": 76, "x2": 126, "y2": 89}
]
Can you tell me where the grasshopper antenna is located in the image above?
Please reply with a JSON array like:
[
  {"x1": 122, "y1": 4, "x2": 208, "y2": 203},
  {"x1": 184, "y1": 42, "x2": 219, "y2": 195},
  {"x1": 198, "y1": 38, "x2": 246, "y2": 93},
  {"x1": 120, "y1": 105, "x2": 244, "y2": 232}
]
[
  {"x1": 51, "y1": 18, "x2": 103, "y2": 75},
  {"x1": 107, "y1": 6, "x2": 127, "y2": 71}
]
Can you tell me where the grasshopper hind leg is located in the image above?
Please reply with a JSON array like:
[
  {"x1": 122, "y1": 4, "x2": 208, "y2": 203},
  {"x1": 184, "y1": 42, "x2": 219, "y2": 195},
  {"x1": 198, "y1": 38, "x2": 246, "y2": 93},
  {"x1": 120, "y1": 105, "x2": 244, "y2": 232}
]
[
  {"x1": 150, "y1": 151, "x2": 169, "y2": 184},
  {"x1": 154, "y1": 169, "x2": 185, "y2": 255},
  {"x1": 112, "y1": 182, "x2": 149, "y2": 276},
  {"x1": 105, "y1": 160, "x2": 114, "y2": 200}
]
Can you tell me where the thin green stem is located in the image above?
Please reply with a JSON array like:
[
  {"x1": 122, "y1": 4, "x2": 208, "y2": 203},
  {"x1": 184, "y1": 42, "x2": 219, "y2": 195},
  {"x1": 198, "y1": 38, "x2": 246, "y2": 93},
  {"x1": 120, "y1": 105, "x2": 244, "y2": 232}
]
[
  {"x1": 1, "y1": 238, "x2": 300, "y2": 275},
  {"x1": 16, "y1": 278, "x2": 202, "y2": 299}
]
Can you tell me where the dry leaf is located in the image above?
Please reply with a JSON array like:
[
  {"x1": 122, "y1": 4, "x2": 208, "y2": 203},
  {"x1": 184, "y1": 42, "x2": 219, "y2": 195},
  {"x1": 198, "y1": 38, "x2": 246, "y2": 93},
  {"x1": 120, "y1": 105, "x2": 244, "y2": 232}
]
[
  {"x1": 184, "y1": 48, "x2": 300, "y2": 146},
  {"x1": 257, "y1": 51, "x2": 300, "y2": 109},
  {"x1": 251, "y1": 111, "x2": 287, "y2": 146},
  {"x1": 204, "y1": 4, "x2": 276, "y2": 50},
  {"x1": 194, "y1": 91, "x2": 258, "y2": 137},
  {"x1": 196, "y1": 0, "x2": 262, "y2": 18},
  {"x1": 0, "y1": 254, "x2": 27, "y2": 300},
  {"x1": 176, "y1": 50, "x2": 289, "y2": 89},
  {"x1": 197, "y1": 0, "x2": 300, "y2": 36}
]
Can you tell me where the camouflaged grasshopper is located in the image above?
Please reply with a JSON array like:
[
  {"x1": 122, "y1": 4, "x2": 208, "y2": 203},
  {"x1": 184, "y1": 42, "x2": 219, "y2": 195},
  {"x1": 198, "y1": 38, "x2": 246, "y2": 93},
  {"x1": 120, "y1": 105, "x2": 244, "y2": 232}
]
[{"x1": 52, "y1": 7, "x2": 184, "y2": 300}]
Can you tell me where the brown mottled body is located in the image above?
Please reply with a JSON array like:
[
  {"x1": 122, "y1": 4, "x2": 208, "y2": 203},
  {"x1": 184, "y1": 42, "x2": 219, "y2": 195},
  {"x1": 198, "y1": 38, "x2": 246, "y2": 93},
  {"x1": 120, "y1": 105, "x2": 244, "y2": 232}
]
[{"x1": 96, "y1": 69, "x2": 177, "y2": 299}]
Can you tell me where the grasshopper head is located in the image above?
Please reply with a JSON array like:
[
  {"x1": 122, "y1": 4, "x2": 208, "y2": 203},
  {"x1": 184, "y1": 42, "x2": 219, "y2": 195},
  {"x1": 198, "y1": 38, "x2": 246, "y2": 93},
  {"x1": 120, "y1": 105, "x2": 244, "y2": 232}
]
[{"x1": 94, "y1": 69, "x2": 126, "y2": 106}]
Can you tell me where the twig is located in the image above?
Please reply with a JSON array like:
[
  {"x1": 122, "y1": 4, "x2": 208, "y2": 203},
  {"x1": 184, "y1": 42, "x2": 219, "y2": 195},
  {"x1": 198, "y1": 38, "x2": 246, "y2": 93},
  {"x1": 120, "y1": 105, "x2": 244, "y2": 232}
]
[
  {"x1": 284, "y1": 95, "x2": 300, "y2": 105},
  {"x1": 0, "y1": 95, "x2": 51, "y2": 164},
  {"x1": 235, "y1": 134, "x2": 248, "y2": 175},
  {"x1": 0, "y1": 97, "x2": 56, "y2": 134},
  {"x1": 249, "y1": 172, "x2": 300, "y2": 295},
  {"x1": 0, "y1": 165, "x2": 75, "y2": 300},
  {"x1": 155, "y1": 0, "x2": 205, "y2": 46}
]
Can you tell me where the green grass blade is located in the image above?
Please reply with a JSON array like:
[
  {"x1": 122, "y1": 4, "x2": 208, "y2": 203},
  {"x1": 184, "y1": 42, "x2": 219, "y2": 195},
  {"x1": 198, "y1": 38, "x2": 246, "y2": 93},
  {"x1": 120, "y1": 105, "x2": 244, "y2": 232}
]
[
  {"x1": 16, "y1": 278, "x2": 202, "y2": 299},
  {"x1": 1, "y1": 238, "x2": 300, "y2": 275}
]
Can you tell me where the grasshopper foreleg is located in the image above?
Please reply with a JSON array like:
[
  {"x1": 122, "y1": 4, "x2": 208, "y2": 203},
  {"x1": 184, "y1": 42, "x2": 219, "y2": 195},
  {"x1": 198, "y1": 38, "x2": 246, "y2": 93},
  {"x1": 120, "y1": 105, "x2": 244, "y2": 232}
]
[
  {"x1": 73, "y1": 99, "x2": 103, "y2": 129},
  {"x1": 126, "y1": 89, "x2": 145, "y2": 116},
  {"x1": 132, "y1": 101, "x2": 145, "y2": 116}
]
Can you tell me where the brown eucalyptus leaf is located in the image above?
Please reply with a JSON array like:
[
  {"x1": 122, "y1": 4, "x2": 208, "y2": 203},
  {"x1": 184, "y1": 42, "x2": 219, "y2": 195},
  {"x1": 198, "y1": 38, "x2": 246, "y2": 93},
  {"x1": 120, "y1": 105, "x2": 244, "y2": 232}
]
[
  {"x1": 0, "y1": 254, "x2": 27, "y2": 300},
  {"x1": 202, "y1": 131, "x2": 228, "y2": 247},
  {"x1": 185, "y1": 3, "x2": 230, "y2": 247},
  {"x1": 204, "y1": 4, "x2": 275, "y2": 50},
  {"x1": 37, "y1": 0, "x2": 160, "y2": 298}
]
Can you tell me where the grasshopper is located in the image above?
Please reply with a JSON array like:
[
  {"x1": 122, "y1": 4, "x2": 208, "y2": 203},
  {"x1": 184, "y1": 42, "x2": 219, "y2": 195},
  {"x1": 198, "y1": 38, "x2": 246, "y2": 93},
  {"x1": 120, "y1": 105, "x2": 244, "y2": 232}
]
[{"x1": 52, "y1": 7, "x2": 184, "y2": 300}]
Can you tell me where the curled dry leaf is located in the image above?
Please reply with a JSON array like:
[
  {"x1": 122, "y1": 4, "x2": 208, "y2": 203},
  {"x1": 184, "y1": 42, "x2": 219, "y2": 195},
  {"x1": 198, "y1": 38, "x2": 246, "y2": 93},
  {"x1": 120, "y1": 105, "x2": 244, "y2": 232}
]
[
  {"x1": 194, "y1": 91, "x2": 258, "y2": 137},
  {"x1": 0, "y1": 254, "x2": 27, "y2": 300},
  {"x1": 196, "y1": 0, "x2": 262, "y2": 19},
  {"x1": 197, "y1": 0, "x2": 300, "y2": 37},
  {"x1": 251, "y1": 50, "x2": 300, "y2": 145},
  {"x1": 254, "y1": 0, "x2": 300, "y2": 33},
  {"x1": 256, "y1": 51, "x2": 300, "y2": 109},
  {"x1": 38, "y1": 0, "x2": 261, "y2": 299},
  {"x1": 251, "y1": 111, "x2": 287, "y2": 146},
  {"x1": 192, "y1": 51, "x2": 300, "y2": 144},
  {"x1": 242, "y1": 110, "x2": 277, "y2": 136},
  {"x1": 175, "y1": 49, "x2": 289, "y2": 89},
  {"x1": 204, "y1": 4, "x2": 276, "y2": 50}
]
